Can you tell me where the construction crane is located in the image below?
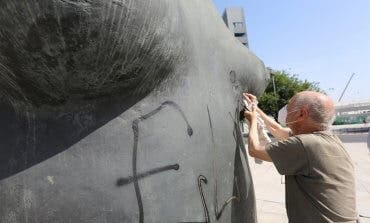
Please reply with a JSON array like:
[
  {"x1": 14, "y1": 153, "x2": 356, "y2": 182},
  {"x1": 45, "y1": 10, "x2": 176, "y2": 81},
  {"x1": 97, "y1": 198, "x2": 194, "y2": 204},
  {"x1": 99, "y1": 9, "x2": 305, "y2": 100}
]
[{"x1": 338, "y1": 73, "x2": 356, "y2": 102}]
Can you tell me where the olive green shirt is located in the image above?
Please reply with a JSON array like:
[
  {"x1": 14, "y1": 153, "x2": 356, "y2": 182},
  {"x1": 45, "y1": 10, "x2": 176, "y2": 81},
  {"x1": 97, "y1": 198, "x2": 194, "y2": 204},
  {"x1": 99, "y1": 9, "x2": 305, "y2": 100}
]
[{"x1": 266, "y1": 131, "x2": 357, "y2": 223}]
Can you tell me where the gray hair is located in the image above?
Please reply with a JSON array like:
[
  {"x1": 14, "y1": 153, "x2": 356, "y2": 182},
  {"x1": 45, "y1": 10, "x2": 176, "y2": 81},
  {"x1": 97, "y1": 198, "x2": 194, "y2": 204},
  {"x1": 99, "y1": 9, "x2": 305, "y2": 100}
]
[{"x1": 293, "y1": 93, "x2": 335, "y2": 130}]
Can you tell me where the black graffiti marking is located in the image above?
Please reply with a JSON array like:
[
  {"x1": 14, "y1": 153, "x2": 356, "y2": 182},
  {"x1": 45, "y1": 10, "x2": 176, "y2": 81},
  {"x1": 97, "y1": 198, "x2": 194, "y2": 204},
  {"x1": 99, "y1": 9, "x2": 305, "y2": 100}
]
[
  {"x1": 198, "y1": 175, "x2": 210, "y2": 223},
  {"x1": 180, "y1": 176, "x2": 240, "y2": 223},
  {"x1": 207, "y1": 106, "x2": 240, "y2": 220},
  {"x1": 181, "y1": 106, "x2": 242, "y2": 223},
  {"x1": 179, "y1": 175, "x2": 209, "y2": 223},
  {"x1": 215, "y1": 177, "x2": 240, "y2": 220},
  {"x1": 206, "y1": 106, "x2": 216, "y2": 149},
  {"x1": 132, "y1": 120, "x2": 144, "y2": 223},
  {"x1": 130, "y1": 100, "x2": 193, "y2": 223},
  {"x1": 138, "y1": 101, "x2": 193, "y2": 136},
  {"x1": 117, "y1": 164, "x2": 180, "y2": 186},
  {"x1": 180, "y1": 175, "x2": 209, "y2": 223}
]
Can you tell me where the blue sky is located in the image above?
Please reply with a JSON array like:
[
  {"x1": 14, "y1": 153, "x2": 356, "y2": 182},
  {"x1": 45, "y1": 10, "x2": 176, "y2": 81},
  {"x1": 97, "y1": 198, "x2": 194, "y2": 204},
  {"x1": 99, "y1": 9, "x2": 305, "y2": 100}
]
[{"x1": 212, "y1": 0, "x2": 370, "y2": 102}]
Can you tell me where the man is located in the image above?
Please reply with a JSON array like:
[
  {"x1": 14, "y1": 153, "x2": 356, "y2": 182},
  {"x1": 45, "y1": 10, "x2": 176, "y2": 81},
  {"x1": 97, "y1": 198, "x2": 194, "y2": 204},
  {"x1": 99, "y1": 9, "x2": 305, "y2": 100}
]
[{"x1": 243, "y1": 91, "x2": 358, "y2": 223}]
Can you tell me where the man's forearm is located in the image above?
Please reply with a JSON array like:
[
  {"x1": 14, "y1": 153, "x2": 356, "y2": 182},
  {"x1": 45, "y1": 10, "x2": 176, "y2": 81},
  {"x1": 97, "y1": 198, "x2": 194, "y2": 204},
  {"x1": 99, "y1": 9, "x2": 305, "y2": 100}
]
[
  {"x1": 256, "y1": 107, "x2": 280, "y2": 129},
  {"x1": 248, "y1": 119, "x2": 260, "y2": 153},
  {"x1": 256, "y1": 107, "x2": 290, "y2": 140},
  {"x1": 247, "y1": 119, "x2": 272, "y2": 162}
]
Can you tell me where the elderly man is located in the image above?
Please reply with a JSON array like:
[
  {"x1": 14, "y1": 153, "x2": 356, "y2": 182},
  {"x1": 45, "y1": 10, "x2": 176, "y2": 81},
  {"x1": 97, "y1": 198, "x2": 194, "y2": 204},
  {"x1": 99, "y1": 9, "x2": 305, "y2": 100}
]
[{"x1": 244, "y1": 91, "x2": 358, "y2": 223}]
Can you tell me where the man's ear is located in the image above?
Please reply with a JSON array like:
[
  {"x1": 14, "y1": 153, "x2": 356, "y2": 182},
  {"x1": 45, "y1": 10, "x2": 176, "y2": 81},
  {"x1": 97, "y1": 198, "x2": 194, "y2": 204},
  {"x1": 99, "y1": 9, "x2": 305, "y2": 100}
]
[{"x1": 300, "y1": 107, "x2": 309, "y2": 120}]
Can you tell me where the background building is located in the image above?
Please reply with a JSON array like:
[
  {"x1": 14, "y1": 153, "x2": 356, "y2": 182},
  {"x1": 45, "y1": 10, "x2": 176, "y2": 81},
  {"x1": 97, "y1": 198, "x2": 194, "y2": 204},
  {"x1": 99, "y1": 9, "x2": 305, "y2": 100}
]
[
  {"x1": 222, "y1": 7, "x2": 249, "y2": 47},
  {"x1": 334, "y1": 100, "x2": 370, "y2": 125}
]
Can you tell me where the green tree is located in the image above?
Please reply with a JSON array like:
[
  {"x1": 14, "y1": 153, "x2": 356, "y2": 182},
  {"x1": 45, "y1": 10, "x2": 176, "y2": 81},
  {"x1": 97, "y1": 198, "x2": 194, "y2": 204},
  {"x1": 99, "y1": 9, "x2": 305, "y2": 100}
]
[{"x1": 258, "y1": 70, "x2": 323, "y2": 119}]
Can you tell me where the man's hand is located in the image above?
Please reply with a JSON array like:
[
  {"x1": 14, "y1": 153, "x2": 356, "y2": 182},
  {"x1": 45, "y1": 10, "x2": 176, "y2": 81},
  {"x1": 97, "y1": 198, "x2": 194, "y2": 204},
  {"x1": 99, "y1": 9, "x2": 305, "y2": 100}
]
[
  {"x1": 243, "y1": 104, "x2": 257, "y2": 123},
  {"x1": 243, "y1": 92, "x2": 258, "y2": 123},
  {"x1": 243, "y1": 93, "x2": 258, "y2": 105},
  {"x1": 243, "y1": 92, "x2": 291, "y2": 140}
]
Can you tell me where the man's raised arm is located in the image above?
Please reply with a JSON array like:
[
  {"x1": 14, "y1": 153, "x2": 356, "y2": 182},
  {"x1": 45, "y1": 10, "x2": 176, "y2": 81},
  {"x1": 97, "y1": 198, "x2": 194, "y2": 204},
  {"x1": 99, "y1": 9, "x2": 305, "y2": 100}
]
[{"x1": 243, "y1": 93, "x2": 291, "y2": 140}]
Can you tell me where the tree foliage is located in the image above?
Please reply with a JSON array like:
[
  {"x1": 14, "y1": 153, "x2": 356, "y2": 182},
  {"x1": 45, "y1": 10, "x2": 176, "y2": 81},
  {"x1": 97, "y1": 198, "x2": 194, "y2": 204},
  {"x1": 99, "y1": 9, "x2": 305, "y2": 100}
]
[{"x1": 258, "y1": 70, "x2": 323, "y2": 119}]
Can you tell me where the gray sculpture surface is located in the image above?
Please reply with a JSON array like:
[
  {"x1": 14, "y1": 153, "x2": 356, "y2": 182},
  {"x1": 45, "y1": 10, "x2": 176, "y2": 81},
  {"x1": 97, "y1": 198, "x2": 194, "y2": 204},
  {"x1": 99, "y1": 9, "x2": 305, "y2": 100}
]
[{"x1": 0, "y1": 0, "x2": 269, "y2": 222}]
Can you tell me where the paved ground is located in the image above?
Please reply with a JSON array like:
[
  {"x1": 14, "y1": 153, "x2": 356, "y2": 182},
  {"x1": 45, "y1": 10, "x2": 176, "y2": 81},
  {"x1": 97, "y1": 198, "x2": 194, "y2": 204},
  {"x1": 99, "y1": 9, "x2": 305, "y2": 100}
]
[{"x1": 247, "y1": 133, "x2": 370, "y2": 223}]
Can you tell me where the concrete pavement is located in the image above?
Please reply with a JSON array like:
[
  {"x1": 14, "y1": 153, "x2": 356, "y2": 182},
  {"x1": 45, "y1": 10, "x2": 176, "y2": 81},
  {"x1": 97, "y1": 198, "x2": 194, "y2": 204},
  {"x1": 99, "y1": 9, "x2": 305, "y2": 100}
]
[{"x1": 248, "y1": 133, "x2": 370, "y2": 223}]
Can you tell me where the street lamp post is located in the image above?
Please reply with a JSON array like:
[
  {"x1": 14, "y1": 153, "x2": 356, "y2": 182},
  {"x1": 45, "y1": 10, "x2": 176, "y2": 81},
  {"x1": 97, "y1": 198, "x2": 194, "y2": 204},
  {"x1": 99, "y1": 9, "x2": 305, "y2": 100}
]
[{"x1": 268, "y1": 68, "x2": 278, "y2": 118}]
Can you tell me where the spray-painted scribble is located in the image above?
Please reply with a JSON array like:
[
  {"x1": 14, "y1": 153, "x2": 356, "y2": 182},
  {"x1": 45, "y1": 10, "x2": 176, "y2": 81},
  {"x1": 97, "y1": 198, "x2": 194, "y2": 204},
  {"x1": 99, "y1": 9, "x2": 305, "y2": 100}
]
[
  {"x1": 116, "y1": 164, "x2": 179, "y2": 186},
  {"x1": 130, "y1": 101, "x2": 193, "y2": 223}
]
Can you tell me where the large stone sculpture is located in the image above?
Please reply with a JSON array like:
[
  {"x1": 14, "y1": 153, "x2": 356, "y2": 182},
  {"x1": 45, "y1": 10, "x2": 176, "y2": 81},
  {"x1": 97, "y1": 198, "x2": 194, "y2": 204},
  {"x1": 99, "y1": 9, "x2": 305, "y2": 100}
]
[{"x1": 0, "y1": 0, "x2": 269, "y2": 222}]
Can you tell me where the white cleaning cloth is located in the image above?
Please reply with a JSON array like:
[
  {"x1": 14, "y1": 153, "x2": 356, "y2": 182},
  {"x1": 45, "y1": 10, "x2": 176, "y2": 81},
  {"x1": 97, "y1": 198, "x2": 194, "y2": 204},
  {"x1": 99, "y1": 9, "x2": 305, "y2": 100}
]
[{"x1": 243, "y1": 100, "x2": 272, "y2": 164}]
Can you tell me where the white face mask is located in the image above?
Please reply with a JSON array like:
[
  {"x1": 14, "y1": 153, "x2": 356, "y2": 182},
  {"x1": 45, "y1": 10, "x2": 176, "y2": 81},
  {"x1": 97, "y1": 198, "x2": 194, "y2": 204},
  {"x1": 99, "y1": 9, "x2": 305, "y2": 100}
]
[{"x1": 278, "y1": 105, "x2": 300, "y2": 126}]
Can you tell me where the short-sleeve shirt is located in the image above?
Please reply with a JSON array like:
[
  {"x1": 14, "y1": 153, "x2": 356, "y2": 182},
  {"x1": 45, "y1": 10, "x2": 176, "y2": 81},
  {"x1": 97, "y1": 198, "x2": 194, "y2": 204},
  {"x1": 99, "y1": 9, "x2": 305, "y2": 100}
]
[{"x1": 266, "y1": 131, "x2": 357, "y2": 223}]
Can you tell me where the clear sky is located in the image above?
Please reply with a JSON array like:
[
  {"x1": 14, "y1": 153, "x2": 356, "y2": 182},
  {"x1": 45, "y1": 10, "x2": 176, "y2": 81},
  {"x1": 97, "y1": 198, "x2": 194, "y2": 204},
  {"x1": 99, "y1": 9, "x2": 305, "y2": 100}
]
[{"x1": 212, "y1": 0, "x2": 370, "y2": 103}]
